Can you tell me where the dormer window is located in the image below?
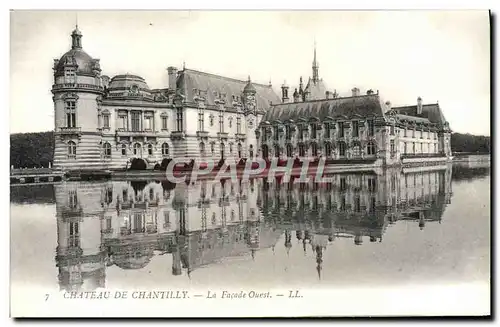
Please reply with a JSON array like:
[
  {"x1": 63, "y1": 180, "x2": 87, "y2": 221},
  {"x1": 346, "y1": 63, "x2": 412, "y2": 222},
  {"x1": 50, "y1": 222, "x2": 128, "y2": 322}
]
[{"x1": 65, "y1": 68, "x2": 76, "y2": 84}]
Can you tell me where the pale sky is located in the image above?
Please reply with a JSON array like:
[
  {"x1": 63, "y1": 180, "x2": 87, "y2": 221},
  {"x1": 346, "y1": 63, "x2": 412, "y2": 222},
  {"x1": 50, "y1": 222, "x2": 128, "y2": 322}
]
[{"x1": 10, "y1": 10, "x2": 490, "y2": 135}]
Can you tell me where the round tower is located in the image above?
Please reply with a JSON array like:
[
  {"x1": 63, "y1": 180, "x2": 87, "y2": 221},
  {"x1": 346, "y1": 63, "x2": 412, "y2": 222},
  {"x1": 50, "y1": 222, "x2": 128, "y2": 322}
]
[{"x1": 52, "y1": 26, "x2": 105, "y2": 171}]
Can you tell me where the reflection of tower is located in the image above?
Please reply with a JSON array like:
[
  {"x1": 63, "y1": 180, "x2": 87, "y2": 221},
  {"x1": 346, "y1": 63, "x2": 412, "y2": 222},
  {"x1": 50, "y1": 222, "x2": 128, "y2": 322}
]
[
  {"x1": 284, "y1": 230, "x2": 292, "y2": 255},
  {"x1": 315, "y1": 245, "x2": 323, "y2": 280},
  {"x1": 418, "y1": 212, "x2": 425, "y2": 230},
  {"x1": 55, "y1": 182, "x2": 106, "y2": 291},
  {"x1": 246, "y1": 220, "x2": 260, "y2": 260},
  {"x1": 172, "y1": 243, "x2": 182, "y2": 276}
]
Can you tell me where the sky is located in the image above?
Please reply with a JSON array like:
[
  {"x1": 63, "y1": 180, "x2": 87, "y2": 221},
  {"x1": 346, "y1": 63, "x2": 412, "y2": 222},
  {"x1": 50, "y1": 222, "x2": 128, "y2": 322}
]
[{"x1": 10, "y1": 10, "x2": 490, "y2": 135}]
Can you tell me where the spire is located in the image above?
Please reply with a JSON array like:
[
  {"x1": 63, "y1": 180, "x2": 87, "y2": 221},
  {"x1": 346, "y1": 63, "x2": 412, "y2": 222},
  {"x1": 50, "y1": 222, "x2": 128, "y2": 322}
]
[
  {"x1": 71, "y1": 24, "x2": 82, "y2": 50},
  {"x1": 312, "y1": 41, "x2": 319, "y2": 82}
]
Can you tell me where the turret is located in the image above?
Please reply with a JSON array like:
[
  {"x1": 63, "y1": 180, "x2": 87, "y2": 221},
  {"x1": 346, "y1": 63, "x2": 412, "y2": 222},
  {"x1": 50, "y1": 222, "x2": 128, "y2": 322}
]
[{"x1": 51, "y1": 26, "x2": 105, "y2": 171}]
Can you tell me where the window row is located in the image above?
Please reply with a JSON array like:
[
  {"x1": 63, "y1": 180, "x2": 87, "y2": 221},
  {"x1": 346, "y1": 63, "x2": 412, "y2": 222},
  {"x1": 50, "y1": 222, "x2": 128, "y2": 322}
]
[
  {"x1": 261, "y1": 141, "x2": 377, "y2": 158},
  {"x1": 66, "y1": 141, "x2": 171, "y2": 159},
  {"x1": 265, "y1": 120, "x2": 375, "y2": 142}
]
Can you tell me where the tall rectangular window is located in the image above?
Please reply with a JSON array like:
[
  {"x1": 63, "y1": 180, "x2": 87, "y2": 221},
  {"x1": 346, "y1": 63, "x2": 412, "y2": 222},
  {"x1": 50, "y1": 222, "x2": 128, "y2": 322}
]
[
  {"x1": 218, "y1": 112, "x2": 223, "y2": 133},
  {"x1": 339, "y1": 123, "x2": 345, "y2": 137},
  {"x1": 390, "y1": 140, "x2": 395, "y2": 157},
  {"x1": 352, "y1": 121, "x2": 359, "y2": 137},
  {"x1": 311, "y1": 124, "x2": 317, "y2": 139},
  {"x1": 131, "y1": 112, "x2": 141, "y2": 131},
  {"x1": 103, "y1": 115, "x2": 110, "y2": 129},
  {"x1": 198, "y1": 111, "x2": 204, "y2": 131},
  {"x1": 367, "y1": 120, "x2": 374, "y2": 136},
  {"x1": 390, "y1": 124, "x2": 395, "y2": 135},
  {"x1": 236, "y1": 117, "x2": 241, "y2": 134},
  {"x1": 65, "y1": 101, "x2": 76, "y2": 128},
  {"x1": 324, "y1": 122, "x2": 330, "y2": 138},
  {"x1": 161, "y1": 116, "x2": 168, "y2": 130},
  {"x1": 274, "y1": 126, "x2": 279, "y2": 141},
  {"x1": 176, "y1": 108, "x2": 183, "y2": 132}
]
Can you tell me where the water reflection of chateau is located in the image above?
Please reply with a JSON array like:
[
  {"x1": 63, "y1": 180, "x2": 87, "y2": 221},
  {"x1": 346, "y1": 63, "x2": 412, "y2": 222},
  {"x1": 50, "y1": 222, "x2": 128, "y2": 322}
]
[{"x1": 55, "y1": 166, "x2": 452, "y2": 291}]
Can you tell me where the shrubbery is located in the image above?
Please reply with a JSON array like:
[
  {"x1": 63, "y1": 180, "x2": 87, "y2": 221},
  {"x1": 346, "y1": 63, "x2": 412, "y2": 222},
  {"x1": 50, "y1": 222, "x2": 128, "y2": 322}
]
[{"x1": 129, "y1": 158, "x2": 147, "y2": 170}]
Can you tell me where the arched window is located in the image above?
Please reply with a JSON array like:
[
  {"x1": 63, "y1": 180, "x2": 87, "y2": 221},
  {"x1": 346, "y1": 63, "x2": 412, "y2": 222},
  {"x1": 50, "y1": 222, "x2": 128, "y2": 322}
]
[
  {"x1": 403, "y1": 142, "x2": 407, "y2": 154},
  {"x1": 211, "y1": 142, "x2": 215, "y2": 156},
  {"x1": 367, "y1": 141, "x2": 376, "y2": 156},
  {"x1": 133, "y1": 143, "x2": 142, "y2": 156},
  {"x1": 229, "y1": 143, "x2": 233, "y2": 154},
  {"x1": 103, "y1": 142, "x2": 112, "y2": 158},
  {"x1": 162, "y1": 143, "x2": 169, "y2": 157},
  {"x1": 338, "y1": 141, "x2": 346, "y2": 157},
  {"x1": 68, "y1": 141, "x2": 76, "y2": 157},
  {"x1": 286, "y1": 144, "x2": 293, "y2": 158},
  {"x1": 121, "y1": 143, "x2": 127, "y2": 156},
  {"x1": 249, "y1": 144, "x2": 254, "y2": 158},
  {"x1": 199, "y1": 142, "x2": 206, "y2": 157},
  {"x1": 274, "y1": 144, "x2": 280, "y2": 158},
  {"x1": 324, "y1": 142, "x2": 332, "y2": 157},
  {"x1": 147, "y1": 144, "x2": 153, "y2": 156}
]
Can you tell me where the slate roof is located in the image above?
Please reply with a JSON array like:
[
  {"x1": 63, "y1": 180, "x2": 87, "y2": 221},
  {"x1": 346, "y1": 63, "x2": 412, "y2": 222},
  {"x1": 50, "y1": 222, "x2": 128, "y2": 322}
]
[
  {"x1": 392, "y1": 104, "x2": 446, "y2": 126},
  {"x1": 176, "y1": 69, "x2": 281, "y2": 110},
  {"x1": 263, "y1": 94, "x2": 388, "y2": 122}
]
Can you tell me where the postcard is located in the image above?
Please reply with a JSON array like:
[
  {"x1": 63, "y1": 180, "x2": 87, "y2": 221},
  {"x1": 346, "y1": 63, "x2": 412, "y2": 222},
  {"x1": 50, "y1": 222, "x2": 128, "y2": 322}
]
[{"x1": 9, "y1": 10, "x2": 491, "y2": 318}]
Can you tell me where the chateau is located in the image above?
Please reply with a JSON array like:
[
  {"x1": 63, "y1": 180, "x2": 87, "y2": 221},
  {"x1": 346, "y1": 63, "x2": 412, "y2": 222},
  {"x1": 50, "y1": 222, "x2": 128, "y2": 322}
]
[
  {"x1": 52, "y1": 27, "x2": 452, "y2": 171},
  {"x1": 53, "y1": 166, "x2": 452, "y2": 290}
]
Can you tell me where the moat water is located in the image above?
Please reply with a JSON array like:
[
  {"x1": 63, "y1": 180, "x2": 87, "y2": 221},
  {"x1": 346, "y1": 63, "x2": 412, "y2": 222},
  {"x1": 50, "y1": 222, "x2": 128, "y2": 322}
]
[{"x1": 10, "y1": 163, "x2": 490, "y2": 311}]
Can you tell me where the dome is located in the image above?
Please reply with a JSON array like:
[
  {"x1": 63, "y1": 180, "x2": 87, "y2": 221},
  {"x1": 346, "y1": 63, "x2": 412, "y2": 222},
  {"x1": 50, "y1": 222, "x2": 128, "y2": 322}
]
[
  {"x1": 243, "y1": 76, "x2": 257, "y2": 93},
  {"x1": 54, "y1": 27, "x2": 99, "y2": 77},
  {"x1": 107, "y1": 74, "x2": 153, "y2": 101},
  {"x1": 55, "y1": 49, "x2": 95, "y2": 76}
]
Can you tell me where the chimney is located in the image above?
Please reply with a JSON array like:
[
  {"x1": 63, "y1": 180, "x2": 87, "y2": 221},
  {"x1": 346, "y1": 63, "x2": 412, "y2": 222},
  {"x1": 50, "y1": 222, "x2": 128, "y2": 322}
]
[
  {"x1": 281, "y1": 81, "x2": 289, "y2": 103},
  {"x1": 385, "y1": 101, "x2": 391, "y2": 111},
  {"x1": 325, "y1": 91, "x2": 331, "y2": 99},
  {"x1": 351, "y1": 87, "x2": 360, "y2": 97},
  {"x1": 167, "y1": 66, "x2": 178, "y2": 92},
  {"x1": 366, "y1": 89, "x2": 374, "y2": 95},
  {"x1": 417, "y1": 96, "x2": 423, "y2": 115}
]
